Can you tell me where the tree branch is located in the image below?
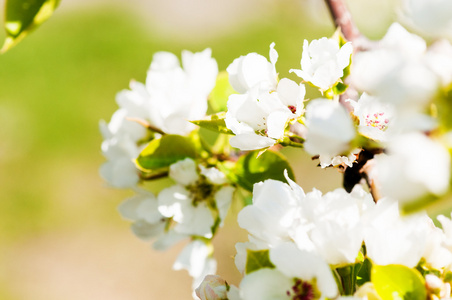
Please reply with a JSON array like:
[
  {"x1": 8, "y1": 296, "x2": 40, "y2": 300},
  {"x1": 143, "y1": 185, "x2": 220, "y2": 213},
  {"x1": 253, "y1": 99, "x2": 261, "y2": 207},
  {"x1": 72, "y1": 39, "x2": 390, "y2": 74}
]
[
  {"x1": 324, "y1": 0, "x2": 375, "y2": 51},
  {"x1": 325, "y1": 0, "x2": 360, "y2": 42}
]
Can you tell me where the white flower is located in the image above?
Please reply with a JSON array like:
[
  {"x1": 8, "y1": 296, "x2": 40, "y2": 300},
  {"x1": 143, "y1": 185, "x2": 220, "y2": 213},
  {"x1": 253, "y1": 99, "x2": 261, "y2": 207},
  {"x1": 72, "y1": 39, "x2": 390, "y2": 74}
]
[
  {"x1": 375, "y1": 133, "x2": 450, "y2": 203},
  {"x1": 117, "y1": 189, "x2": 166, "y2": 240},
  {"x1": 169, "y1": 157, "x2": 199, "y2": 186},
  {"x1": 362, "y1": 197, "x2": 429, "y2": 267},
  {"x1": 424, "y1": 39, "x2": 452, "y2": 87},
  {"x1": 158, "y1": 158, "x2": 234, "y2": 238},
  {"x1": 173, "y1": 240, "x2": 217, "y2": 297},
  {"x1": 237, "y1": 178, "x2": 304, "y2": 247},
  {"x1": 225, "y1": 78, "x2": 305, "y2": 151},
  {"x1": 423, "y1": 221, "x2": 452, "y2": 270},
  {"x1": 145, "y1": 49, "x2": 218, "y2": 135},
  {"x1": 302, "y1": 186, "x2": 372, "y2": 265},
  {"x1": 227, "y1": 43, "x2": 278, "y2": 94},
  {"x1": 400, "y1": 0, "x2": 452, "y2": 41},
  {"x1": 238, "y1": 243, "x2": 338, "y2": 300},
  {"x1": 238, "y1": 171, "x2": 372, "y2": 266},
  {"x1": 351, "y1": 23, "x2": 438, "y2": 111},
  {"x1": 304, "y1": 99, "x2": 356, "y2": 157},
  {"x1": 319, "y1": 149, "x2": 360, "y2": 168},
  {"x1": 290, "y1": 38, "x2": 353, "y2": 91},
  {"x1": 99, "y1": 109, "x2": 146, "y2": 188},
  {"x1": 348, "y1": 93, "x2": 394, "y2": 142}
]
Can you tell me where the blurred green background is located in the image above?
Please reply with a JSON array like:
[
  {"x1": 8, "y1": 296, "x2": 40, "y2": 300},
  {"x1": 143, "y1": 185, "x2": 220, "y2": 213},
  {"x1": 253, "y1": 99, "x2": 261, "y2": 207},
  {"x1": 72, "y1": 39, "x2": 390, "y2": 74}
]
[{"x1": 0, "y1": 0, "x2": 396, "y2": 299}]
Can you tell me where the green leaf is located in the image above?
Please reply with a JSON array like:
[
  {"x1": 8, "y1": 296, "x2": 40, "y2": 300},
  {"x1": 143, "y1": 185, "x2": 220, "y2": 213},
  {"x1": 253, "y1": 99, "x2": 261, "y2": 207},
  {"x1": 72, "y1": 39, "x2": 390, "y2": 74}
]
[
  {"x1": 356, "y1": 258, "x2": 372, "y2": 287},
  {"x1": 436, "y1": 87, "x2": 452, "y2": 132},
  {"x1": 332, "y1": 27, "x2": 349, "y2": 47},
  {"x1": 136, "y1": 135, "x2": 197, "y2": 171},
  {"x1": 233, "y1": 150, "x2": 295, "y2": 192},
  {"x1": 2, "y1": 0, "x2": 61, "y2": 52},
  {"x1": 209, "y1": 71, "x2": 235, "y2": 112},
  {"x1": 333, "y1": 82, "x2": 348, "y2": 95},
  {"x1": 245, "y1": 249, "x2": 275, "y2": 274},
  {"x1": 372, "y1": 264, "x2": 427, "y2": 300},
  {"x1": 191, "y1": 112, "x2": 234, "y2": 135}
]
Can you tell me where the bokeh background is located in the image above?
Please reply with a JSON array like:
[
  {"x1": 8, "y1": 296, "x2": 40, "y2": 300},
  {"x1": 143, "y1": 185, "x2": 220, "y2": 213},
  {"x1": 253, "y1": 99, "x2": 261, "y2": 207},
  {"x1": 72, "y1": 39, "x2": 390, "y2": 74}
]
[{"x1": 0, "y1": 0, "x2": 398, "y2": 299}]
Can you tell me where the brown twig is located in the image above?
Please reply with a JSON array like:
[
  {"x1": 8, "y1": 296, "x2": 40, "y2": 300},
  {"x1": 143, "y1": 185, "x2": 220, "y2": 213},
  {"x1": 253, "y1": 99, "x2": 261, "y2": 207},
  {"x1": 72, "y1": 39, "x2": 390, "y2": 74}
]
[
  {"x1": 139, "y1": 171, "x2": 169, "y2": 181},
  {"x1": 324, "y1": 0, "x2": 375, "y2": 51},
  {"x1": 325, "y1": 0, "x2": 360, "y2": 43}
]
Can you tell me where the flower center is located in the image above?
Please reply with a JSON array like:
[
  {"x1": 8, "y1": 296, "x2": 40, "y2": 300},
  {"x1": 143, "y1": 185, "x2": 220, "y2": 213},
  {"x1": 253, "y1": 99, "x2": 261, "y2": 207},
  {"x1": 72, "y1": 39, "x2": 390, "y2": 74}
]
[
  {"x1": 288, "y1": 105, "x2": 297, "y2": 114},
  {"x1": 364, "y1": 112, "x2": 389, "y2": 131},
  {"x1": 188, "y1": 178, "x2": 217, "y2": 207},
  {"x1": 286, "y1": 279, "x2": 319, "y2": 300}
]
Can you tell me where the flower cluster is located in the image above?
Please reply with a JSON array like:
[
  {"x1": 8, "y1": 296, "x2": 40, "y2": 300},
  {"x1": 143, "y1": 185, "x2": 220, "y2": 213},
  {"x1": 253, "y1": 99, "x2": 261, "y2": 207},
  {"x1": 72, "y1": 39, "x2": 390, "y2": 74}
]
[
  {"x1": 99, "y1": 0, "x2": 452, "y2": 298},
  {"x1": 221, "y1": 176, "x2": 452, "y2": 300}
]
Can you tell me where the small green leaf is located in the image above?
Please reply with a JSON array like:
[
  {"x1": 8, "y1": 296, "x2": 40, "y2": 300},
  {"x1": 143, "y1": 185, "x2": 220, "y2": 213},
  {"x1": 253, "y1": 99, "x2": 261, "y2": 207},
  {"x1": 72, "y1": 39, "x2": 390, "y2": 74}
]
[
  {"x1": 245, "y1": 249, "x2": 275, "y2": 274},
  {"x1": 332, "y1": 27, "x2": 349, "y2": 47},
  {"x1": 436, "y1": 87, "x2": 452, "y2": 132},
  {"x1": 209, "y1": 71, "x2": 235, "y2": 112},
  {"x1": 372, "y1": 264, "x2": 427, "y2": 300},
  {"x1": 2, "y1": 0, "x2": 61, "y2": 52},
  {"x1": 356, "y1": 258, "x2": 372, "y2": 286},
  {"x1": 136, "y1": 135, "x2": 197, "y2": 171},
  {"x1": 333, "y1": 82, "x2": 348, "y2": 95},
  {"x1": 191, "y1": 112, "x2": 234, "y2": 135},
  {"x1": 234, "y1": 150, "x2": 295, "y2": 192}
]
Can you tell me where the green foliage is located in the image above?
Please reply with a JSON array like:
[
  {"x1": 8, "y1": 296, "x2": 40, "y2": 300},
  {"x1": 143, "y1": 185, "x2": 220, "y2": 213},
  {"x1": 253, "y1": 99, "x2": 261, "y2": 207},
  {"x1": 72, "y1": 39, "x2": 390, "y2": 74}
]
[
  {"x1": 371, "y1": 264, "x2": 427, "y2": 300},
  {"x1": 245, "y1": 249, "x2": 275, "y2": 274},
  {"x1": 136, "y1": 135, "x2": 197, "y2": 171},
  {"x1": 232, "y1": 150, "x2": 295, "y2": 192},
  {"x1": 2, "y1": 0, "x2": 60, "y2": 52},
  {"x1": 356, "y1": 258, "x2": 372, "y2": 286},
  {"x1": 209, "y1": 71, "x2": 235, "y2": 112},
  {"x1": 436, "y1": 87, "x2": 452, "y2": 132},
  {"x1": 191, "y1": 112, "x2": 234, "y2": 135}
]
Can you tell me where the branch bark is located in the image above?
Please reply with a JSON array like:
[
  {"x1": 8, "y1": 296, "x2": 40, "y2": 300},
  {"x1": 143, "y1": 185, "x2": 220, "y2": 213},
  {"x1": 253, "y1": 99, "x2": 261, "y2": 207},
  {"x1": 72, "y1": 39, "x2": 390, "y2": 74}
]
[
  {"x1": 325, "y1": 0, "x2": 360, "y2": 43},
  {"x1": 324, "y1": 0, "x2": 375, "y2": 51}
]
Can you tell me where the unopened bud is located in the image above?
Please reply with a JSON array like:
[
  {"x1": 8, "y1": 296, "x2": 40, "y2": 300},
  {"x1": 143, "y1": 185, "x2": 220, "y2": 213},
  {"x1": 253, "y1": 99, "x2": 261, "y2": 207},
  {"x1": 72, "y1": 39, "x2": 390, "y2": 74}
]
[{"x1": 195, "y1": 275, "x2": 228, "y2": 300}]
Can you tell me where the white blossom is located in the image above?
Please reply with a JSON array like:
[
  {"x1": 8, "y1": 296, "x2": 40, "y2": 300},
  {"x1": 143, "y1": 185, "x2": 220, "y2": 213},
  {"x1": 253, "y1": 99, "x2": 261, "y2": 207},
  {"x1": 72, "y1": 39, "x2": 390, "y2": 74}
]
[
  {"x1": 301, "y1": 186, "x2": 373, "y2": 265},
  {"x1": 238, "y1": 243, "x2": 338, "y2": 300},
  {"x1": 117, "y1": 188, "x2": 166, "y2": 240},
  {"x1": 227, "y1": 42, "x2": 278, "y2": 94},
  {"x1": 99, "y1": 109, "x2": 146, "y2": 188},
  {"x1": 423, "y1": 221, "x2": 452, "y2": 270},
  {"x1": 174, "y1": 240, "x2": 217, "y2": 298},
  {"x1": 424, "y1": 39, "x2": 452, "y2": 87},
  {"x1": 400, "y1": 0, "x2": 452, "y2": 41},
  {"x1": 158, "y1": 158, "x2": 234, "y2": 238},
  {"x1": 352, "y1": 23, "x2": 439, "y2": 111},
  {"x1": 362, "y1": 197, "x2": 430, "y2": 267},
  {"x1": 145, "y1": 49, "x2": 218, "y2": 135},
  {"x1": 225, "y1": 78, "x2": 305, "y2": 151},
  {"x1": 319, "y1": 149, "x2": 359, "y2": 168},
  {"x1": 290, "y1": 38, "x2": 353, "y2": 91},
  {"x1": 348, "y1": 93, "x2": 394, "y2": 142},
  {"x1": 304, "y1": 99, "x2": 356, "y2": 157},
  {"x1": 375, "y1": 133, "x2": 450, "y2": 203},
  {"x1": 225, "y1": 43, "x2": 306, "y2": 151},
  {"x1": 237, "y1": 178, "x2": 303, "y2": 247}
]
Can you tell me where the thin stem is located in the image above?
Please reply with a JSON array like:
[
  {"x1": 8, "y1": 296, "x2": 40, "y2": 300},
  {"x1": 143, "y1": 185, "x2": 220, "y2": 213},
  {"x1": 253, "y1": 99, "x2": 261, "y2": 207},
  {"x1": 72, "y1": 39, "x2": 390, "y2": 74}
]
[
  {"x1": 139, "y1": 171, "x2": 169, "y2": 180},
  {"x1": 361, "y1": 159, "x2": 381, "y2": 203},
  {"x1": 126, "y1": 117, "x2": 166, "y2": 135},
  {"x1": 337, "y1": 265, "x2": 355, "y2": 295}
]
